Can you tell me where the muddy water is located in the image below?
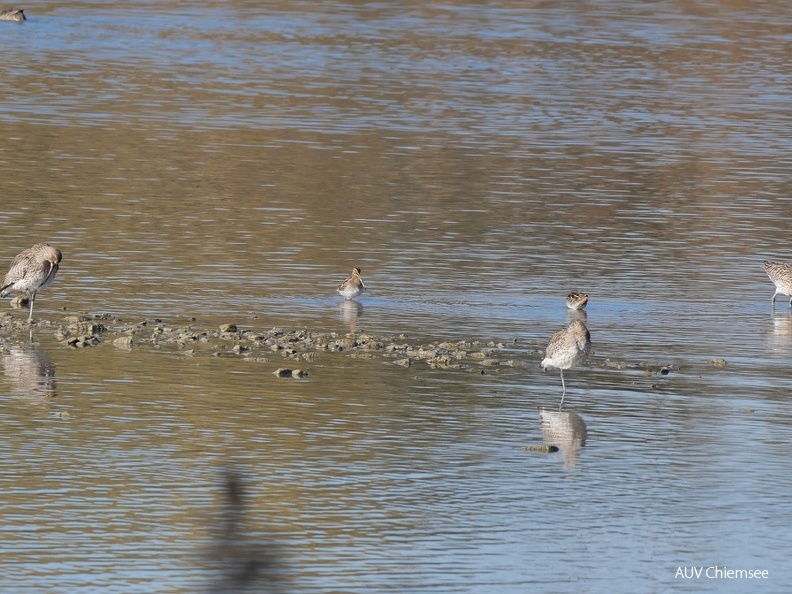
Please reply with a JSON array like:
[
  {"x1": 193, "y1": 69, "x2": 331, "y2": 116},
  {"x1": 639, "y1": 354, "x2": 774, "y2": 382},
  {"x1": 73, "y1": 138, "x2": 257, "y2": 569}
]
[{"x1": 1, "y1": 1, "x2": 792, "y2": 592}]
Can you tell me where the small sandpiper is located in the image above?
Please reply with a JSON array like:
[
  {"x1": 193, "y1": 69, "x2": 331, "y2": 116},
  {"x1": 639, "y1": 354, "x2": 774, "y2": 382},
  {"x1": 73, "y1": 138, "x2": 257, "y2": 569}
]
[
  {"x1": 0, "y1": 243, "x2": 62, "y2": 320},
  {"x1": 337, "y1": 267, "x2": 365, "y2": 300},
  {"x1": 0, "y1": 9, "x2": 26, "y2": 22},
  {"x1": 565, "y1": 291, "x2": 589, "y2": 311},
  {"x1": 541, "y1": 319, "x2": 591, "y2": 407},
  {"x1": 763, "y1": 261, "x2": 792, "y2": 307}
]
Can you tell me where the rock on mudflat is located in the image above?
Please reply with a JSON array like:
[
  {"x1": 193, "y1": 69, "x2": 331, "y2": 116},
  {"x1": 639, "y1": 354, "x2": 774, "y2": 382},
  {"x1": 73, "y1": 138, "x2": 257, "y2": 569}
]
[
  {"x1": 70, "y1": 321, "x2": 106, "y2": 336},
  {"x1": 273, "y1": 368, "x2": 309, "y2": 378},
  {"x1": 524, "y1": 444, "x2": 560, "y2": 453},
  {"x1": 10, "y1": 295, "x2": 28, "y2": 309},
  {"x1": 113, "y1": 336, "x2": 133, "y2": 350},
  {"x1": 67, "y1": 334, "x2": 100, "y2": 348}
]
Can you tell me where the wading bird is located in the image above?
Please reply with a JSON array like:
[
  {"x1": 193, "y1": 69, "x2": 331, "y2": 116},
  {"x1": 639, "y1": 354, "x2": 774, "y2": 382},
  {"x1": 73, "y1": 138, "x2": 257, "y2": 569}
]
[
  {"x1": 1, "y1": 243, "x2": 62, "y2": 321},
  {"x1": 0, "y1": 9, "x2": 26, "y2": 22},
  {"x1": 763, "y1": 261, "x2": 792, "y2": 307},
  {"x1": 337, "y1": 267, "x2": 365, "y2": 300},
  {"x1": 541, "y1": 319, "x2": 591, "y2": 407},
  {"x1": 565, "y1": 291, "x2": 589, "y2": 311}
]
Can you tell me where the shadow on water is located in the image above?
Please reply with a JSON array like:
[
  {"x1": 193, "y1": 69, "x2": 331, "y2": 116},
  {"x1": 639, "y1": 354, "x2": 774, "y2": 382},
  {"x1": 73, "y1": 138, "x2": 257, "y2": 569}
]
[{"x1": 202, "y1": 468, "x2": 286, "y2": 594}]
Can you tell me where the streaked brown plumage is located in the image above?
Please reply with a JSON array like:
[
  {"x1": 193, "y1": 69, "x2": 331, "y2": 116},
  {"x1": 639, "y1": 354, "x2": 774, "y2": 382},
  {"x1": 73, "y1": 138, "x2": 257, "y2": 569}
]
[
  {"x1": 0, "y1": 243, "x2": 62, "y2": 320},
  {"x1": 0, "y1": 9, "x2": 26, "y2": 22},
  {"x1": 541, "y1": 319, "x2": 591, "y2": 406},
  {"x1": 565, "y1": 291, "x2": 589, "y2": 311},
  {"x1": 763, "y1": 261, "x2": 792, "y2": 307},
  {"x1": 337, "y1": 267, "x2": 365, "y2": 300}
]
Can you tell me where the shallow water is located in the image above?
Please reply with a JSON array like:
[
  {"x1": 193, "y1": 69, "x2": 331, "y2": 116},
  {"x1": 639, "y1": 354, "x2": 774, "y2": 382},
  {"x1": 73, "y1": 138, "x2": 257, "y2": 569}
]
[{"x1": 1, "y1": 1, "x2": 792, "y2": 592}]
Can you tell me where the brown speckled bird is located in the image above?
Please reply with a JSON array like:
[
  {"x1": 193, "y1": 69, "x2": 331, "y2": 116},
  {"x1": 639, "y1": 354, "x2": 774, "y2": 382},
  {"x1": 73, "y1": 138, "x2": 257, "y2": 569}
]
[
  {"x1": 763, "y1": 261, "x2": 792, "y2": 307},
  {"x1": 337, "y1": 267, "x2": 365, "y2": 300},
  {"x1": 0, "y1": 243, "x2": 62, "y2": 320},
  {"x1": 565, "y1": 291, "x2": 589, "y2": 311},
  {"x1": 0, "y1": 9, "x2": 26, "y2": 22},
  {"x1": 541, "y1": 319, "x2": 591, "y2": 407}
]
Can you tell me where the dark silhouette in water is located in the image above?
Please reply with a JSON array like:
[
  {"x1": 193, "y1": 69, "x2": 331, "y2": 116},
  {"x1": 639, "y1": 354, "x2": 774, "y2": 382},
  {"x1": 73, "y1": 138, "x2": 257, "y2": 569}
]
[{"x1": 202, "y1": 469, "x2": 286, "y2": 594}]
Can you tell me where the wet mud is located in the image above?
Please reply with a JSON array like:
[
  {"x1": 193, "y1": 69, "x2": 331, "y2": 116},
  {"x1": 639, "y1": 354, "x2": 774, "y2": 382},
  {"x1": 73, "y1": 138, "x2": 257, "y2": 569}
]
[{"x1": 0, "y1": 310, "x2": 688, "y2": 385}]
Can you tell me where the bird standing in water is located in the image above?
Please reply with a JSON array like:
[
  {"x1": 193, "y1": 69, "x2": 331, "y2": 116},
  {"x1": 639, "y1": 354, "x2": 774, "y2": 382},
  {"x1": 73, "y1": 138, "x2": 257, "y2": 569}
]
[
  {"x1": 763, "y1": 260, "x2": 792, "y2": 307},
  {"x1": 337, "y1": 267, "x2": 365, "y2": 300},
  {"x1": 541, "y1": 319, "x2": 591, "y2": 407},
  {"x1": 0, "y1": 9, "x2": 26, "y2": 22},
  {"x1": 0, "y1": 243, "x2": 62, "y2": 321},
  {"x1": 565, "y1": 291, "x2": 589, "y2": 311}
]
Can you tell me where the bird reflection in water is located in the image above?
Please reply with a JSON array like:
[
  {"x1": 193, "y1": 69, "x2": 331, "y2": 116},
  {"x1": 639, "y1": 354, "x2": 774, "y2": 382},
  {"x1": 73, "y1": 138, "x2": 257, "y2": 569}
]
[
  {"x1": 2, "y1": 343, "x2": 56, "y2": 400},
  {"x1": 566, "y1": 307, "x2": 587, "y2": 323},
  {"x1": 339, "y1": 299, "x2": 363, "y2": 333},
  {"x1": 202, "y1": 468, "x2": 285, "y2": 594},
  {"x1": 538, "y1": 407, "x2": 588, "y2": 467},
  {"x1": 766, "y1": 310, "x2": 792, "y2": 352}
]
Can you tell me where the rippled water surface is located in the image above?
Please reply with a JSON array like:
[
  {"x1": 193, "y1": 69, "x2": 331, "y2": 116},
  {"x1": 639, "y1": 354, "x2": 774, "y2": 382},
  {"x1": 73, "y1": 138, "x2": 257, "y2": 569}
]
[{"x1": 1, "y1": 1, "x2": 792, "y2": 592}]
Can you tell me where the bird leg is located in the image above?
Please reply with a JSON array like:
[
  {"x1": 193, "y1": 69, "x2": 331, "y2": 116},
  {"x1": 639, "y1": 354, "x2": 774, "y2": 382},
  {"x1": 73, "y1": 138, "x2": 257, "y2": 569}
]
[
  {"x1": 559, "y1": 369, "x2": 566, "y2": 409},
  {"x1": 27, "y1": 293, "x2": 35, "y2": 321}
]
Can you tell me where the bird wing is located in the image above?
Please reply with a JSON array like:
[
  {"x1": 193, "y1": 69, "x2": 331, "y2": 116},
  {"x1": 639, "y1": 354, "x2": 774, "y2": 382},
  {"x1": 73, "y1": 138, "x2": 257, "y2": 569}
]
[
  {"x1": 1, "y1": 250, "x2": 35, "y2": 292},
  {"x1": 543, "y1": 328, "x2": 568, "y2": 359}
]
